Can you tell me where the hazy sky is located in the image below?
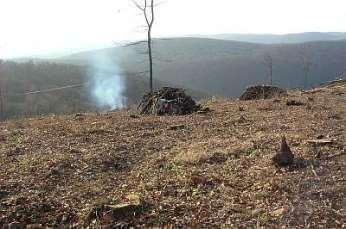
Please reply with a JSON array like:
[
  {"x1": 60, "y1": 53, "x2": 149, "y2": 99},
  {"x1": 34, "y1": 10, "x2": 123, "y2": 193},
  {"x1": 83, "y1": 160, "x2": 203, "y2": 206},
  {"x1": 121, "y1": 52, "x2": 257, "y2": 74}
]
[{"x1": 0, "y1": 0, "x2": 345, "y2": 58}]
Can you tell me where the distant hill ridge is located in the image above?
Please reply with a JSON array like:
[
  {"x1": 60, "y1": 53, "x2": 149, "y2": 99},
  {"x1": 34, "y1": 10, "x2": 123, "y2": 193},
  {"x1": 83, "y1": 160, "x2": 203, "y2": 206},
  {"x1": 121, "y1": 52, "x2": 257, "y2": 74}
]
[
  {"x1": 5, "y1": 33, "x2": 346, "y2": 119},
  {"x1": 56, "y1": 37, "x2": 346, "y2": 97},
  {"x1": 198, "y1": 32, "x2": 346, "y2": 44}
]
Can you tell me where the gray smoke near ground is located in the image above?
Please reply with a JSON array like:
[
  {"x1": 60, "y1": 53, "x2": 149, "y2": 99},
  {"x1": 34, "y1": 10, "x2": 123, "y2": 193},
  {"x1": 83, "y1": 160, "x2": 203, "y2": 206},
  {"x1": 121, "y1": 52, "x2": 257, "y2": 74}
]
[{"x1": 89, "y1": 52, "x2": 126, "y2": 110}]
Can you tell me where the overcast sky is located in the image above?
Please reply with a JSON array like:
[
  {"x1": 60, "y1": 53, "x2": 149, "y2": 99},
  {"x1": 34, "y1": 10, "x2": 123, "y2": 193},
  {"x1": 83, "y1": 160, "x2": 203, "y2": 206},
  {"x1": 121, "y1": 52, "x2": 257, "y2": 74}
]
[{"x1": 0, "y1": 0, "x2": 345, "y2": 58}]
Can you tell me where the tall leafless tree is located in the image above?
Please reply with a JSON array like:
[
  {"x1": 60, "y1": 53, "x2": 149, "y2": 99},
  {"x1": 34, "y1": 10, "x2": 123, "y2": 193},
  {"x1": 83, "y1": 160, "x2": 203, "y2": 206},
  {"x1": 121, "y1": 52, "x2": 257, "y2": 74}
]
[
  {"x1": 263, "y1": 53, "x2": 273, "y2": 85},
  {"x1": 133, "y1": 0, "x2": 155, "y2": 93},
  {"x1": 299, "y1": 45, "x2": 313, "y2": 89}
]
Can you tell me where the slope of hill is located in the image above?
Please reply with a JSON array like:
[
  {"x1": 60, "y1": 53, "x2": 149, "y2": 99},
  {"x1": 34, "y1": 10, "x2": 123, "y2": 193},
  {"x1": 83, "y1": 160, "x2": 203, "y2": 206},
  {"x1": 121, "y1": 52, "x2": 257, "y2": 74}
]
[
  {"x1": 0, "y1": 82, "x2": 345, "y2": 227},
  {"x1": 0, "y1": 61, "x2": 208, "y2": 120},
  {"x1": 57, "y1": 38, "x2": 346, "y2": 97},
  {"x1": 202, "y1": 32, "x2": 346, "y2": 44},
  {"x1": 7, "y1": 36, "x2": 346, "y2": 119}
]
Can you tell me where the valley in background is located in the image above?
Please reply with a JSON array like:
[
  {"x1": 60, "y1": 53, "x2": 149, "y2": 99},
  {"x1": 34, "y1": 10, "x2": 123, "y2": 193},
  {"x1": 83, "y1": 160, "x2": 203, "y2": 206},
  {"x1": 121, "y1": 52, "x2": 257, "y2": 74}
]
[{"x1": 1, "y1": 33, "x2": 346, "y2": 119}]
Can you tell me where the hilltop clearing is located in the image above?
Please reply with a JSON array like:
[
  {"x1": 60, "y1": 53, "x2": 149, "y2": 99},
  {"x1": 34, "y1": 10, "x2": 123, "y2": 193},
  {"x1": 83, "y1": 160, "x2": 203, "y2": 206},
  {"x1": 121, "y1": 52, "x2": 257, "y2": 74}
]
[{"x1": 0, "y1": 82, "x2": 345, "y2": 227}]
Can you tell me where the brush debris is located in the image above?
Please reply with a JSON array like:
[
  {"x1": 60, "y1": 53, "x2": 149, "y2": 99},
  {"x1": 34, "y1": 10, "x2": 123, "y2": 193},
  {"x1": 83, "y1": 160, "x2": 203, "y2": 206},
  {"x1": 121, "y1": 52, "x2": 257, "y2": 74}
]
[
  {"x1": 0, "y1": 82, "x2": 345, "y2": 227},
  {"x1": 240, "y1": 85, "x2": 287, "y2": 100},
  {"x1": 138, "y1": 87, "x2": 200, "y2": 115}
]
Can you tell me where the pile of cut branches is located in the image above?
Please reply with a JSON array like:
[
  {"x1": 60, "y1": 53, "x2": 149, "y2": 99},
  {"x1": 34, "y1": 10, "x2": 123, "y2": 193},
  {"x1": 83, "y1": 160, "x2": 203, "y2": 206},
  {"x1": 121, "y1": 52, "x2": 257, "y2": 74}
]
[
  {"x1": 138, "y1": 87, "x2": 200, "y2": 115},
  {"x1": 240, "y1": 85, "x2": 287, "y2": 100}
]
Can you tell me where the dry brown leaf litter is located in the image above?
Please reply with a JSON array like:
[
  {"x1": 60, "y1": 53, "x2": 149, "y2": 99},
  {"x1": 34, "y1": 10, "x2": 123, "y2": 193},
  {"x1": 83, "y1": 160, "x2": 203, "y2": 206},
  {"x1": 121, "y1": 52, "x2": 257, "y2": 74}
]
[{"x1": 0, "y1": 83, "x2": 345, "y2": 227}]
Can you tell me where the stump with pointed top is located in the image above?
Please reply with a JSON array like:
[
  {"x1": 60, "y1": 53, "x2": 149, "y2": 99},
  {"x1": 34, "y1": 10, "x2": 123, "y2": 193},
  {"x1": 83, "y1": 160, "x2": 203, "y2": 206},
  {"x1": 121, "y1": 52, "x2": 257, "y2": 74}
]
[{"x1": 272, "y1": 136, "x2": 294, "y2": 167}]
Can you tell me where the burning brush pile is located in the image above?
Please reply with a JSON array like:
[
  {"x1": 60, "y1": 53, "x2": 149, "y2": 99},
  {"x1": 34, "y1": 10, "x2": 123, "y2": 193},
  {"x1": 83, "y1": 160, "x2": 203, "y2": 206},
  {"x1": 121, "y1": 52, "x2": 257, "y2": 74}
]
[{"x1": 138, "y1": 87, "x2": 201, "y2": 115}]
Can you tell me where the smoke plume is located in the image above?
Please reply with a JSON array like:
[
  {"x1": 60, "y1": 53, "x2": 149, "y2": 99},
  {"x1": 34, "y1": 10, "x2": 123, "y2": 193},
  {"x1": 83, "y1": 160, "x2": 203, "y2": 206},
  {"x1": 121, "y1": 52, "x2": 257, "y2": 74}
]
[{"x1": 89, "y1": 52, "x2": 126, "y2": 110}]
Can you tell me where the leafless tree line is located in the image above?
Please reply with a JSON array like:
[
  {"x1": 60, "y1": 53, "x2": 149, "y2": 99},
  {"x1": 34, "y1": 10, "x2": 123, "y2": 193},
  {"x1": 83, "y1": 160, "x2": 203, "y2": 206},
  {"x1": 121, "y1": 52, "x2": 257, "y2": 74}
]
[
  {"x1": 299, "y1": 46, "x2": 313, "y2": 89},
  {"x1": 262, "y1": 44, "x2": 313, "y2": 89}
]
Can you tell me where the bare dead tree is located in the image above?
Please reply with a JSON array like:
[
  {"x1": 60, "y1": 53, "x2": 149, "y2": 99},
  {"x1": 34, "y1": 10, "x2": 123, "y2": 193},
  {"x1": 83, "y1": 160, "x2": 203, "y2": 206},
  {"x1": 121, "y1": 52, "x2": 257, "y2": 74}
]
[
  {"x1": 133, "y1": 0, "x2": 155, "y2": 93},
  {"x1": 299, "y1": 45, "x2": 313, "y2": 89},
  {"x1": 263, "y1": 53, "x2": 273, "y2": 85},
  {"x1": 337, "y1": 70, "x2": 345, "y2": 80}
]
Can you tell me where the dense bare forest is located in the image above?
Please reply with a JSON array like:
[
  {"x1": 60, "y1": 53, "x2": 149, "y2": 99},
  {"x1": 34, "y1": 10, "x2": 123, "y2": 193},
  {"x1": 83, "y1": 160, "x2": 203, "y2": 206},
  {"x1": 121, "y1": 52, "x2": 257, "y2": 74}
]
[
  {"x1": 60, "y1": 38, "x2": 346, "y2": 96},
  {"x1": 0, "y1": 60, "x2": 207, "y2": 119},
  {"x1": 0, "y1": 61, "x2": 92, "y2": 119}
]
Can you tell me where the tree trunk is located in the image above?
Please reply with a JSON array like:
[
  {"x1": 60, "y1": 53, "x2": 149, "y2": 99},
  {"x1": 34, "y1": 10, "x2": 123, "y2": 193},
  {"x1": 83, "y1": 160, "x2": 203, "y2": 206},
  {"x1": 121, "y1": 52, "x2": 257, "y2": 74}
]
[
  {"x1": 148, "y1": 27, "x2": 153, "y2": 93},
  {"x1": 305, "y1": 71, "x2": 308, "y2": 89},
  {"x1": 269, "y1": 65, "x2": 273, "y2": 85}
]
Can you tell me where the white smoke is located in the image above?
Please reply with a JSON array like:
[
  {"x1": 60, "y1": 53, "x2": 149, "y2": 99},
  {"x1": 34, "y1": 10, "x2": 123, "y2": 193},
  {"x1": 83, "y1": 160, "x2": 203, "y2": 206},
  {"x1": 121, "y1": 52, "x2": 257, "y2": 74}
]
[{"x1": 89, "y1": 52, "x2": 126, "y2": 110}]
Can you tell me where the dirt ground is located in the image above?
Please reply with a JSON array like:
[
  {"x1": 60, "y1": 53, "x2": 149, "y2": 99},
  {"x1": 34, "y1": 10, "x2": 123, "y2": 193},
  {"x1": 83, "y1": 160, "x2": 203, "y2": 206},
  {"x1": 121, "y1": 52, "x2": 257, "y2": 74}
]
[{"x1": 0, "y1": 82, "x2": 345, "y2": 228}]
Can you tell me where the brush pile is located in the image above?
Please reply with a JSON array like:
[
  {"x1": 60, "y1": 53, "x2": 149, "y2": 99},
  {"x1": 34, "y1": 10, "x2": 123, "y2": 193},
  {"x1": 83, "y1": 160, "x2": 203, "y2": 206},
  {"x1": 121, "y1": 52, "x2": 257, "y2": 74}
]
[
  {"x1": 138, "y1": 87, "x2": 200, "y2": 115},
  {"x1": 240, "y1": 85, "x2": 287, "y2": 100}
]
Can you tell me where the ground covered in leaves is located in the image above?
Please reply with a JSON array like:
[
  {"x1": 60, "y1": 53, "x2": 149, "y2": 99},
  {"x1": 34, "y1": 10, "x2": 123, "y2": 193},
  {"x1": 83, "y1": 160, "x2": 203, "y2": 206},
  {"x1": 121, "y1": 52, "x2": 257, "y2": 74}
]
[{"x1": 0, "y1": 82, "x2": 345, "y2": 228}]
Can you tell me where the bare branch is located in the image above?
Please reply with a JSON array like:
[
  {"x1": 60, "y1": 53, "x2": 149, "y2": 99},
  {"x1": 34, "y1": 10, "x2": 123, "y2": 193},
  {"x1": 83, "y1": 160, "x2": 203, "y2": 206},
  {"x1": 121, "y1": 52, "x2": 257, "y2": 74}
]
[
  {"x1": 122, "y1": 40, "x2": 147, "y2": 47},
  {"x1": 143, "y1": 1, "x2": 151, "y2": 27},
  {"x1": 152, "y1": 0, "x2": 167, "y2": 7},
  {"x1": 132, "y1": 0, "x2": 145, "y2": 11},
  {"x1": 150, "y1": 0, "x2": 155, "y2": 27}
]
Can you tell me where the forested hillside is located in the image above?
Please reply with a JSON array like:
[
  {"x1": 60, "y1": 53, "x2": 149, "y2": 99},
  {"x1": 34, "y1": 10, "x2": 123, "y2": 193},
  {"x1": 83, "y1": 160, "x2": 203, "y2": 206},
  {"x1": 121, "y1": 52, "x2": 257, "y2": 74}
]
[
  {"x1": 0, "y1": 61, "x2": 207, "y2": 120},
  {"x1": 202, "y1": 32, "x2": 346, "y2": 44},
  {"x1": 58, "y1": 38, "x2": 346, "y2": 97},
  {"x1": 0, "y1": 61, "x2": 90, "y2": 119},
  {"x1": 3, "y1": 37, "x2": 346, "y2": 119}
]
